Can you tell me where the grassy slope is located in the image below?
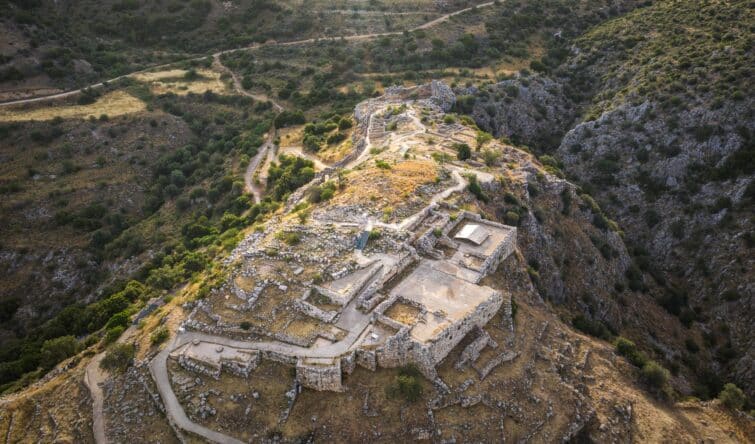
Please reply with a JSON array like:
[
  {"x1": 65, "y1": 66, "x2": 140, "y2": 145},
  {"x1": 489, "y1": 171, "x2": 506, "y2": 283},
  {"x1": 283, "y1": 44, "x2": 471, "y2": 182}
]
[{"x1": 574, "y1": 0, "x2": 752, "y2": 118}]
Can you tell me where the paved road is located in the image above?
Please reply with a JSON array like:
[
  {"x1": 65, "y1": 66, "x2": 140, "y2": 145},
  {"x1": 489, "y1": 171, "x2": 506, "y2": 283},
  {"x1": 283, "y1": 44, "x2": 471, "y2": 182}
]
[
  {"x1": 150, "y1": 336, "x2": 245, "y2": 444},
  {"x1": 0, "y1": 1, "x2": 496, "y2": 107},
  {"x1": 149, "y1": 311, "x2": 373, "y2": 444}
]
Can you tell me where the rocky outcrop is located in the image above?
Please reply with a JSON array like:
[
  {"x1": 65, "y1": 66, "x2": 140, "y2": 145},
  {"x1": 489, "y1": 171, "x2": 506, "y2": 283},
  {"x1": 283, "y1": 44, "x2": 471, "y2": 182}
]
[{"x1": 470, "y1": 75, "x2": 575, "y2": 150}]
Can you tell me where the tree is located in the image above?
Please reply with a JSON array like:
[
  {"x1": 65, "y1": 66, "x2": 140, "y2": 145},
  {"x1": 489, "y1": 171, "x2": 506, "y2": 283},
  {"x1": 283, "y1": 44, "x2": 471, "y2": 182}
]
[
  {"x1": 718, "y1": 383, "x2": 746, "y2": 410},
  {"x1": 40, "y1": 336, "x2": 78, "y2": 370},
  {"x1": 338, "y1": 117, "x2": 353, "y2": 130},
  {"x1": 455, "y1": 143, "x2": 471, "y2": 160},
  {"x1": 386, "y1": 365, "x2": 423, "y2": 402},
  {"x1": 100, "y1": 343, "x2": 135, "y2": 373},
  {"x1": 641, "y1": 361, "x2": 669, "y2": 389}
]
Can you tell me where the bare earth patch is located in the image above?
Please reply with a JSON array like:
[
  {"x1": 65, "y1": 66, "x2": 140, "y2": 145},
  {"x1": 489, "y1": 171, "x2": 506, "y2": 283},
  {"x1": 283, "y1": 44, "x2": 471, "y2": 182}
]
[{"x1": 0, "y1": 91, "x2": 145, "y2": 121}]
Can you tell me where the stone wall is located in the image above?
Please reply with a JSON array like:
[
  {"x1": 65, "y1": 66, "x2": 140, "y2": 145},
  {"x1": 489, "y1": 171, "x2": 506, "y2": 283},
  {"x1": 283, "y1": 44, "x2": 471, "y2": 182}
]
[
  {"x1": 357, "y1": 249, "x2": 418, "y2": 311},
  {"x1": 425, "y1": 292, "x2": 503, "y2": 365},
  {"x1": 263, "y1": 350, "x2": 298, "y2": 366},
  {"x1": 296, "y1": 359, "x2": 343, "y2": 392},
  {"x1": 455, "y1": 328, "x2": 496, "y2": 370},
  {"x1": 177, "y1": 355, "x2": 221, "y2": 379},
  {"x1": 341, "y1": 352, "x2": 356, "y2": 375},
  {"x1": 221, "y1": 352, "x2": 261, "y2": 379},
  {"x1": 313, "y1": 262, "x2": 384, "y2": 306},
  {"x1": 292, "y1": 297, "x2": 338, "y2": 323},
  {"x1": 355, "y1": 349, "x2": 377, "y2": 371}
]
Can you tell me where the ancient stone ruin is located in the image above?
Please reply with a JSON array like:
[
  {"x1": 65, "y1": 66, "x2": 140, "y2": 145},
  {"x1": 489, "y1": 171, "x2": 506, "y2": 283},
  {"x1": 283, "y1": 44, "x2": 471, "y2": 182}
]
[{"x1": 171, "y1": 206, "x2": 516, "y2": 392}]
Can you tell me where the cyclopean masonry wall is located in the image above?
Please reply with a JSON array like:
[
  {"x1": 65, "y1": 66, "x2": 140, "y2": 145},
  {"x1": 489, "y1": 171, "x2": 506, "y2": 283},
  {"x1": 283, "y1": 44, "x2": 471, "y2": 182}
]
[{"x1": 295, "y1": 358, "x2": 344, "y2": 392}]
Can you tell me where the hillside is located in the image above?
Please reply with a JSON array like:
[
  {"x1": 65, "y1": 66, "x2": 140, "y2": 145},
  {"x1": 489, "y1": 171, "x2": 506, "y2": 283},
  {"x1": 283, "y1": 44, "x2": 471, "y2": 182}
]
[
  {"x1": 470, "y1": 0, "x2": 753, "y2": 399},
  {"x1": 0, "y1": 0, "x2": 752, "y2": 442}
]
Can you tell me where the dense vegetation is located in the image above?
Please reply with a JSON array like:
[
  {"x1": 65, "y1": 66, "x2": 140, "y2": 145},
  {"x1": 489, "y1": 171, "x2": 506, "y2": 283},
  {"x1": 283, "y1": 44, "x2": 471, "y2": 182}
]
[{"x1": 0, "y1": 77, "x2": 324, "y2": 392}]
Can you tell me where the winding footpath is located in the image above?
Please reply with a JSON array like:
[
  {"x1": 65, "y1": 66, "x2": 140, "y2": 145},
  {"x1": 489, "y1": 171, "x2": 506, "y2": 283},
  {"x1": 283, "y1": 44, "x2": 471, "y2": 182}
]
[
  {"x1": 243, "y1": 136, "x2": 275, "y2": 203},
  {"x1": 83, "y1": 354, "x2": 107, "y2": 444},
  {"x1": 83, "y1": 325, "x2": 138, "y2": 444}
]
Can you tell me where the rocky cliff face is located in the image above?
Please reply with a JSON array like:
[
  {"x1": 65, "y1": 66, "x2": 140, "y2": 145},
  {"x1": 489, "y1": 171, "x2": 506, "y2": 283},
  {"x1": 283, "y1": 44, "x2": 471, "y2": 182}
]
[
  {"x1": 470, "y1": 76, "x2": 574, "y2": 150},
  {"x1": 555, "y1": 99, "x2": 754, "y2": 394},
  {"x1": 470, "y1": 0, "x2": 754, "y2": 397}
]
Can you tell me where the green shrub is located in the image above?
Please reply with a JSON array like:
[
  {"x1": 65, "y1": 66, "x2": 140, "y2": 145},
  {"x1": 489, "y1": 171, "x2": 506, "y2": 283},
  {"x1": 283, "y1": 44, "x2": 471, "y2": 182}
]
[
  {"x1": 276, "y1": 231, "x2": 301, "y2": 245},
  {"x1": 150, "y1": 326, "x2": 169, "y2": 345},
  {"x1": 100, "y1": 343, "x2": 135, "y2": 373},
  {"x1": 614, "y1": 337, "x2": 648, "y2": 367},
  {"x1": 338, "y1": 117, "x2": 353, "y2": 130},
  {"x1": 467, "y1": 174, "x2": 487, "y2": 202},
  {"x1": 386, "y1": 365, "x2": 423, "y2": 402},
  {"x1": 40, "y1": 336, "x2": 79, "y2": 370},
  {"x1": 104, "y1": 326, "x2": 125, "y2": 344},
  {"x1": 572, "y1": 315, "x2": 611, "y2": 340},
  {"x1": 641, "y1": 361, "x2": 670, "y2": 389},
  {"x1": 482, "y1": 148, "x2": 500, "y2": 166},
  {"x1": 504, "y1": 211, "x2": 520, "y2": 226},
  {"x1": 454, "y1": 143, "x2": 471, "y2": 160},
  {"x1": 718, "y1": 383, "x2": 746, "y2": 410},
  {"x1": 105, "y1": 311, "x2": 130, "y2": 330}
]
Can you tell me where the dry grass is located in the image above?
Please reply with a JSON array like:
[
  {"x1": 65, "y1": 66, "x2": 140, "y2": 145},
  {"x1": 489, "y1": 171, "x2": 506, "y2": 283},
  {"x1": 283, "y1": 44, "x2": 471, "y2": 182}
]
[
  {"x1": 169, "y1": 359, "x2": 294, "y2": 442},
  {"x1": 333, "y1": 159, "x2": 438, "y2": 209},
  {"x1": 0, "y1": 360, "x2": 93, "y2": 443},
  {"x1": 139, "y1": 69, "x2": 227, "y2": 96},
  {"x1": 0, "y1": 91, "x2": 145, "y2": 122},
  {"x1": 131, "y1": 69, "x2": 190, "y2": 82},
  {"x1": 317, "y1": 137, "x2": 353, "y2": 164},
  {"x1": 384, "y1": 301, "x2": 421, "y2": 325}
]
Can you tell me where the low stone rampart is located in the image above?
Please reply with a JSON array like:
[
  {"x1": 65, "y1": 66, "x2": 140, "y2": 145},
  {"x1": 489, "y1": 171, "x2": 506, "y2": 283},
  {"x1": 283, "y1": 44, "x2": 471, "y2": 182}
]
[{"x1": 296, "y1": 359, "x2": 343, "y2": 392}]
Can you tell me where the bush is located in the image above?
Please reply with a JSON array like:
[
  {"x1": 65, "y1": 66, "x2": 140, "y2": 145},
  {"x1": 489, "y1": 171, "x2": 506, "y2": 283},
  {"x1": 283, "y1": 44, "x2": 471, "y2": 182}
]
[
  {"x1": 455, "y1": 143, "x2": 471, "y2": 160},
  {"x1": 150, "y1": 326, "x2": 169, "y2": 345},
  {"x1": 105, "y1": 311, "x2": 130, "y2": 330},
  {"x1": 100, "y1": 343, "x2": 135, "y2": 373},
  {"x1": 104, "y1": 326, "x2": 125, "y2": 344},
  {"x1": 718, "y1": 383, "x2": 746, "y2": 410},
  {"x1": 482, "y1": 148, "x2": 500, "y2": 166},
  {"x1": 338, "y1": 117, "x2": 353, "y2": 130},
  {"x1": 572, "y1": 315, "x2": 611, "y2": 340},
  {"x1": 386, "y1": 365, "x2": 423, "y2": 402},
  {"x1": 274, "y1": 110, "x2": 305, "y2": 128},
  {"x1": 276, "y1": 231, "x2": 300, "y2": 245},
  {"x1": 504, "y1": 211, "x2": 520, "y2": 226},
  {"x1": 467, "y1": 174, "x2": 487, "y2": 202},
  {"x1": 614, "y1": 337, "x2": 648, "y2": 367},
  {"x1": 40, "y1": 336, "x2": 79, "y2": 370},
  {"x1": 641, "y1": 361, "x2": 669, "y2": 389}
]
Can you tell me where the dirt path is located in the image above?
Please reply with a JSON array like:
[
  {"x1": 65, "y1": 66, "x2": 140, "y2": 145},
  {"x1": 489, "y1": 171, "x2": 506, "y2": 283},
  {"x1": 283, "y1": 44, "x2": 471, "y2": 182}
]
[
  {"x1": 83, "y1": 354, "x2": 107, "y2": 444},
  {"x1": 244, "y1": 141, "x2": 270, "y2": 203},
  {"x1": 212, "y1": 54, "x2": 284, "y2": 112},
  {"x1": 279, "y1": 145, "x2": 330, "y2": 171},
  {"x1": 0, "y1": 1, "x2": 497, "y2": 107},
  {"x1": 83, "y1": 325, "x2": 138, "y2": 444}
]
